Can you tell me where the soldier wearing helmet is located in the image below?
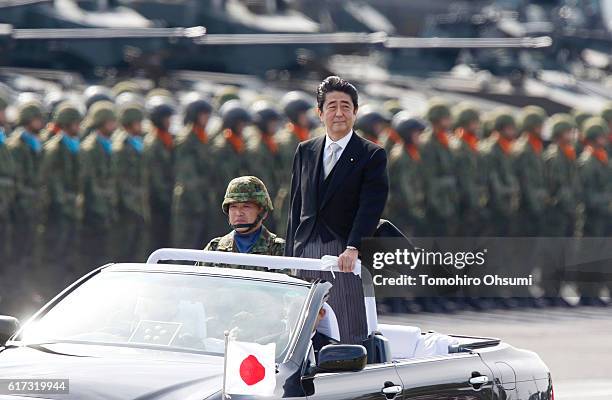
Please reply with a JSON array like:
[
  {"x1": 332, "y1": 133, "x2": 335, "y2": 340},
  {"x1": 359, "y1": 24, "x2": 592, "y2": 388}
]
[
  {"x1": 209, "y1": 100, "x2": 253, "y2": 235},
  {"x1": 203, "y1": 176, "x2": 285, "y2": 264},
  {"x1": 543, "y1": 113, "x2": 580, "y2": 237},
  {"x1": 0, "y1": 88, "x2": 16, "y2": 271},
  {"x1": 7, "y1": 100, "x2": 46, "y2": 287},
  {"x1": 480, "y1": 110, "x2": 520, "y2": 235},
  {"x1": 420, "y1": 99, "x2": 458, "y2": 236},
  {"x1": 144, "y1": 95, "x2": 176, "y2": 250},
  {"x1": 172, "y1": 95, "x2": 214, "y2": 248},
  {"x1": 40, "y1": 102, "x2": 83, "y2": 291},
  {"x1": 80, "y1": 101, "x2": 118, "y2": 270},
  {"x1": 386, "y1": 112, "x2": 427, "y2": 236},
  {"x1": 451, "y1": 103, "x2": 488, "y2": 236},
  {"x1": 112, "y1": 102, "x2": 149, "y2": 262},
  {"x1": 577, "y1": 117, "x2": 611, "y2": 237},
  {"x1": 601, "y1": 102, "x2": 612, "y2": 155},
  {"x1": 513, "y1": 106, "x2": 549, "y2": 236},
  {"x1": 246, "y1": 101, "x2": 283, "y2": 231}
]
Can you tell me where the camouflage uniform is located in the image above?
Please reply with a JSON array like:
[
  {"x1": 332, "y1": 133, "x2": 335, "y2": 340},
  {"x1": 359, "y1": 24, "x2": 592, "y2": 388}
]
[
  {"x1": 172, "y1": 117, "x2": 213, "y2": 249},
  {"x1": 80, "y1": 102, "x2": 117, "y2": 269},
  {"x1": 144, "y1": 99, "x2": 175, "y2": 250},
  {"x1": 577, "y1": 118, "x2": 611, "y2": 237},
  {"x1": 514, "y1": 106, "x2": 549, "y2": 236},
  {"x1": 40, "y1": 103, "x2": 83, "y2": 289},
  {"x1": 420, "y1": 102, "x2": 458, "y2": 236},
  {"x1": 209, "y1": 101, "x2": 253, "y2": 237},
  {"x1": 452, "y1": 104, "x2": 488, "y2": 236},
  {"x1": 203, "y1": 176, "x2": 285, "y2": 271},
  {"x1": 386, "y1": 114, "x2": 426, "y2": 236},
  {"x1": 7, "y1": 103, "x2": 45, "y2": 266},
  {"x1": 112, "y1": 104, "x2": 149, "y2": 262},
  {"x1": 480, "y1": 112, "x2": 520, "y2": 236},
  {"x1": 543, "y1": 114, "x2": 581, "y2": 237},
  {"x1": 0, "y1": 100, "x2": 16, "y2": 261}
]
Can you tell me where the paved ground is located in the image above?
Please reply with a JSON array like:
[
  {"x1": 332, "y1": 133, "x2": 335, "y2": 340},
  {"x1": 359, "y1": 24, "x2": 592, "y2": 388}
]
[{"x1": 381, "y1": 306, "x2": 612, "y2": 400}]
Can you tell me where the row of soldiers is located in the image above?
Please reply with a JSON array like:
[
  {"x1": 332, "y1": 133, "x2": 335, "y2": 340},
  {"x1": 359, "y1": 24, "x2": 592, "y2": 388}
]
[
  {"x1": 384, "y1": 101, "x2": 612, "y2": 240},
  {"x1": 1, "y1": 80, "x2": 611, "y2": 314}
]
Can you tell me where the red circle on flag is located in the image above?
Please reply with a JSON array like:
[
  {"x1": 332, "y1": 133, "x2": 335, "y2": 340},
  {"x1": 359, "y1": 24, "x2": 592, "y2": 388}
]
[{"x1": 239, "y1": 355, "x2": 266, "y2": 386}]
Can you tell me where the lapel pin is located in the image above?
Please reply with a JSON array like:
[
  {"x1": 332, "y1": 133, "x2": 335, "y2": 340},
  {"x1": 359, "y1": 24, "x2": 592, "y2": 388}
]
[{"x1": 350, "y1": 157, "x2": 355, "y2": 163}]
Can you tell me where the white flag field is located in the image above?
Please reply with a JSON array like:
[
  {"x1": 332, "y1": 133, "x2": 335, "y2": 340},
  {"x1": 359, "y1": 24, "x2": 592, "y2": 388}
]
[{"x1": 224, "y1": 339, "x2": 276, "y2": 396}]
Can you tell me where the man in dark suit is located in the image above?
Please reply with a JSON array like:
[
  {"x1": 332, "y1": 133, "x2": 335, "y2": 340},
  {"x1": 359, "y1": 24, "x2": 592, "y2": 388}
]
[{"x1": 285, "y1": 76, "x2": 389, "y2": 344}]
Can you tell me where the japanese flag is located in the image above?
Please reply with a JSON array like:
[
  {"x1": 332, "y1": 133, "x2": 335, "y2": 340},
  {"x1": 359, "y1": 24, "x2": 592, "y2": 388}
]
[{"x1": 225, "y1": 340, "x2": 276, "y2": 396}]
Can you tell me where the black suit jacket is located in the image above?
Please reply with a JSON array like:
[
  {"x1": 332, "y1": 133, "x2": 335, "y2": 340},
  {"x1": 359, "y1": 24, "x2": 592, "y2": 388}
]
[{"x1": 285, "y1": 132, "x2": 389, "y2": 257}]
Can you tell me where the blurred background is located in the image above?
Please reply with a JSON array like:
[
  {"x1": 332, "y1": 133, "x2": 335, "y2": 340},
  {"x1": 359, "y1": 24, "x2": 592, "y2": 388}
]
[{"x1": 0, "y1": 1, "x2": 611, "y2": 397}]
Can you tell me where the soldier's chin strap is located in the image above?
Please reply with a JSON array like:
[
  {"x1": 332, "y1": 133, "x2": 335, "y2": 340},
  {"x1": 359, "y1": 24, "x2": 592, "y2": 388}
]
[{"x1": 230, "y1": 211, "x2": 266, "y2": 231}]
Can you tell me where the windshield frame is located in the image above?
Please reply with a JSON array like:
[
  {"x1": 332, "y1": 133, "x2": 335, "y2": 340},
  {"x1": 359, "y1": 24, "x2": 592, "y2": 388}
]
[{"x1": 9, "y1": 266, "x2": 315, "y2": 364}]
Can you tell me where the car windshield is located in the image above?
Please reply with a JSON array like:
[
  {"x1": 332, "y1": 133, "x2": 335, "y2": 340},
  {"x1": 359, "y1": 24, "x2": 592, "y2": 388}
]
[{"x1": 18, "y1": 271, "x2": 310, "y2": 361}]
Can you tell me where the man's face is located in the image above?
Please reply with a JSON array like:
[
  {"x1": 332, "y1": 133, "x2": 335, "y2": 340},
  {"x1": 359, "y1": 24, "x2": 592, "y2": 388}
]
[
  {"x1": 196, "y1": 112, "x2": 210, "y2": 129},
  {"x1": 0, "y1": 109, "x2": 6, "y2": 126},
  {"x1": 467, "y1": 120, "x2": 480, "y2": 134},
  {"x1": 595, "y1": 135, "x2": 607, "y2": 148},
  {"x1": 229, "y1": 201, "x2": 265, "y2": 233},
  {"x1": 64, "y1": 121, "x2": 81, "y2": 137},
  {"x1": 500, "y1": 125, "x2": 517, "y2": 140},
  {"x1": 297, "y1": 112, "x2": 309, "y2": 129},
  {"x1": 161, "y1": 116, "x2": 172, "y2": 132},
  {"x1": 558, "y1": 129, "x2": 573, "y2": 145},
  {"x1": 265, "y1": 119, "x2": 280, "y2": 135},
  {"x1": 410, "y1": 129, "x2": 424, "y2": 145},
  {"x1": 100, "y1": 119, "x2": 117, "y2": 136},
  {"x1": 434, "y1": 116, "x2": 452, "y2": 132},
  {"x1": 28, "y1": 117, "x2": 44, "y2": 134},
  {"x1": 125, "y1": 120, "x2": 143, "y2": 136},
  {"x1": 319, "y1": 91, "x2": 357, "y2": 138}
]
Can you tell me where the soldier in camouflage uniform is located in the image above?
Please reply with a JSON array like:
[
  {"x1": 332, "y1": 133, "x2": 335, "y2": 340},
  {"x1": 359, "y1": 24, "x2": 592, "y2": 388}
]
[
  {"x1": 0, "y1": 91, "x2": 15, "y2": 262},
  {"x1": 571, "y1": 109, "x2": 593, "y2": 156},
  {"x1": 7, "y1": 102, "x2": 46, "y2": 261},
  {"x1": 577, "y1": 118, "x2": 611, "y2": 237},
  {"x1": 276, "y1": 91, "x2": 313, "y2": 237},
  {"x1": 203, "y1": 176, "x2": 285, "y2": 270},
  {"x1": 81, "y1": 86, "x2": 115, "y2": 139},
  {"x1": 420, "y1": 100, "x2": 458, "y2": 236},
  {"x1": 480, "y1": 111, "x2": 520, "y2": 236},
  {"x1": 112, "y1": 103, "x2": 149, "y2": 262},
  {"x1": 7, "y1": 101, "x2": 46, "y2": 310},
  {"x1": 601, "y1": 103, "x2": 612, "y2": 156},
  {"x1": 40, "y1": 102, "x2": 83, "y2": 291},
  {"x1": 354, "y1": 106, "x2": 391, "y2": 146},
  {"x1": 209, "y1": 100, "x2": 253, "y2": 237},
  {"x1": 386, "y1": 113, "x2": 427, "y2": 236},
  {"x1": 144, "y1": 96, "x2": 176, "y2": 251},
  {"x1": 543, "y1": 114, "x2": 581, "y2": 237},
  {"x1": 452, "y1": 103, "x2": 488, "y2": 236},
  {"x1": 513, "y1": 106, "x2": 549, "y2": 236},
  {"x1": 246, "y1": 101, "x2": 283, "y2": 232},
  {"x1": 172, "y1": 96, "x2": 214, "y2": 249},
  {"x1": 80, "y1": 101, "x2": 117, "y2": 270}
]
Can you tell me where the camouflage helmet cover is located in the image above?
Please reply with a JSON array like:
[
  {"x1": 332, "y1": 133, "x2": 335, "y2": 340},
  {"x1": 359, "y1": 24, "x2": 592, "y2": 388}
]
[
  {"x1": 222, "y1": 176, "x2": 273, "y2": 214},
  {"x1": 425, "y1": 99, "x2": 451, "y2": 123},
  {"x1": 54, "y1": 101, "x2": 83, "y2": 126},
  {"x1": 452, "y1": 103, "x2": 480, "y2": 128},
  {"x1": 519, "y1": 105, "x2": 547, "y2": 132},
  {"x1": 582, "y1": 117, "x2": 607, "y2": 141},
  {"x1": 17, "y1": 101, "x2": 44, "y2": 126},
  {"x1": 119, "y1": 103, "x2": 145, "y2": 126},
  {"x1": 549, "y1": 113, "x2": 575, "y2": 138}
]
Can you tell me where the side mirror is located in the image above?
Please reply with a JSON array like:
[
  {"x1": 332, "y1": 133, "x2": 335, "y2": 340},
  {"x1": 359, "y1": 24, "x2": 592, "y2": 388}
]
[
  {"x1": 317, "y1": 344, "x2": 367, "y2": 373},
  {"x1": 0, "y1": 316, "x2": 20, "y2": 345}
]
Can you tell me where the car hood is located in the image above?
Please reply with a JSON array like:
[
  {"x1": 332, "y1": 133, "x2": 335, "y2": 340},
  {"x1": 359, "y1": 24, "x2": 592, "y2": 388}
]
[{"x1": 0, "y1": 344, "x2": 224, "y2": 400}]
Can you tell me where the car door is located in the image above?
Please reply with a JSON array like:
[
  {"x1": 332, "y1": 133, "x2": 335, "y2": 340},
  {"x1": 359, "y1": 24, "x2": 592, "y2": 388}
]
[
  {"x1": 394, "y1": 353, "x2": 495, "y2": 399},
  {"x1": 304, "y1": 363, "x2": 405, "y2": 400}
]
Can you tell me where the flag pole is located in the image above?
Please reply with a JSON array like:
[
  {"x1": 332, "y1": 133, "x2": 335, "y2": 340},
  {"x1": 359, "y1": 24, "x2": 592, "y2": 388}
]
[{"x1": 222, "y1": 330, "x2": 230, "y2": 400}]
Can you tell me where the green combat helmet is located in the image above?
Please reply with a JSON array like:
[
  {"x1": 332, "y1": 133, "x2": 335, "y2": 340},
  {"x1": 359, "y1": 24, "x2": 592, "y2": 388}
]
[
  {"x1": 453, "y1": 103, "x2": 480, "y2": 129},
  {"x1": 119, "y1": 103, "x2": 144, "y2": 126},
  {"x1": 549, "y1": 113, "x2": 575, "y2": 139},
  {"x1": 87, "y1": 101, "x2": 116, "y2": 129},
  {"x1": 222, "y1": 176, "x2": 273, "y2": 230},
  {"x1": 519, "y1": 106, "x2": 547, "y2": 132},
  {"x1": 582, "y1": 117, "x2": 607, "y2": 142},
  {"x1": 600, "y1": 103, "x2": 612, "y2": 125},
  {"x1": 54, "y1": 102, "x2": 83, "y2": 127},
  {"x1": 17, "y1": 101, "x2": 44, "y2": 127},
  {"x1": 494, "y1": 111, "x2": 516, "y2": 131},
  {"x1": 425, "y1": 99, "x2": 451, "y2": 124}
]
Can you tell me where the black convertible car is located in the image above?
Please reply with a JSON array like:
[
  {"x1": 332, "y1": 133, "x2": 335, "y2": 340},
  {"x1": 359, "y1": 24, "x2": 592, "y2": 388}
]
[{"x1": 0, "y1": 249, "x2": 553, "y2": 400}]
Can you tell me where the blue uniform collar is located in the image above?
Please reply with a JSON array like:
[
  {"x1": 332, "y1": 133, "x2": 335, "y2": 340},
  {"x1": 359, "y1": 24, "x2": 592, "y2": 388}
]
[
  {"x1": 61, "y1": 133, "x2": 80, "y2": 154},
  {"x1": 96, "y1": 133, "x2": 112, "y2": 155},
  {"x1": 21, "y1": 131, "x2": 42, "y2": 153},
  {"x1": 233, "y1": 226, "x2": 263, "y2": 253},
  {"x1": 126, "y1": 135, "x2": 144, "y2": 153},
  {"x1": 0, "y1": 128, "x2": 5, "y2": 146}
]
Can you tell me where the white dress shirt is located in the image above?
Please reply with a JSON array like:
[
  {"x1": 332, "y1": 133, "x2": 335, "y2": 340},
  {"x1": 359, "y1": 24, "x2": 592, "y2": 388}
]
[{"x1": 323, "y1": 130, "x2": 353, "y2": 172}]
